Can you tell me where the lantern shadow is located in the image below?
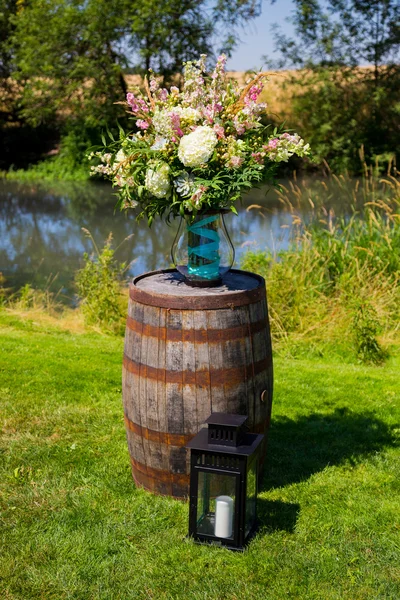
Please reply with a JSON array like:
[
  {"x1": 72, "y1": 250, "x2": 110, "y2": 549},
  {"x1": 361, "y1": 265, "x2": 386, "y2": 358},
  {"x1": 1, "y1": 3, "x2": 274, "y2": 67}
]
[
  {"x1": 257, "y1": 498, "x2": 300, "y2": 533},
  {"x1": 260, "y1": 407, "x2": 397, "y2": 492}
]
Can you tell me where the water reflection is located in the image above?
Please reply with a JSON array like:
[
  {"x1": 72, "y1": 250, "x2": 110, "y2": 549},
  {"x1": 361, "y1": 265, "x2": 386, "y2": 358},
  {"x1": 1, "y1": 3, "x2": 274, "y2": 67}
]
[{"x1": 0, "y1": 178, "x2": 349, "y2": 302}]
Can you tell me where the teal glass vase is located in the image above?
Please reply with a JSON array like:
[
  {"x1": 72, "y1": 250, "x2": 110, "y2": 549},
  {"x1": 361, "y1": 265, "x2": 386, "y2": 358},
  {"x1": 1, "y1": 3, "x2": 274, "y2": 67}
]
[{"x1": 171, "y1": 210, "x2": 235, "y2": 287}]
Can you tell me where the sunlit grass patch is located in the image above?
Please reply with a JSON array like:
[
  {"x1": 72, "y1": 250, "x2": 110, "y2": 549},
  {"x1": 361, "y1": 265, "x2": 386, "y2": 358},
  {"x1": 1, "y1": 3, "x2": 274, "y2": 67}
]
[{"x1": 0, "y1": 314, "x2": 399, "y2": 599}]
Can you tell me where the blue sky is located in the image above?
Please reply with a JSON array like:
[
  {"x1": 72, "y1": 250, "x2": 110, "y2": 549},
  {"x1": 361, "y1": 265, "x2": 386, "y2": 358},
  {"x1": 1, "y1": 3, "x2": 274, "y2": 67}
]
[{"x1": 226, "y1": 0, "x2": 295, "y2": 71}]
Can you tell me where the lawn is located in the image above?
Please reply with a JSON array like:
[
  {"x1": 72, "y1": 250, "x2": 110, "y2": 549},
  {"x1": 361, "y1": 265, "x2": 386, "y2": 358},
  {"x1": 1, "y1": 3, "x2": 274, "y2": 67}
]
[{"x1": 0, "y1": 312, "x2": 399, "y2": 599}]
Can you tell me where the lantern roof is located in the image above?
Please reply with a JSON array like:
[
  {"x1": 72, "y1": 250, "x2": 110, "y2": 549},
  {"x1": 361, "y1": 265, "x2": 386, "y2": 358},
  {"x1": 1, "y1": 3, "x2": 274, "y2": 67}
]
[
  {"x1": 204, "y1": 413, "x2": 248, "y2": 427},
  {"x1": 186, "y1": 428, "x2": 263, "y2": 456}
]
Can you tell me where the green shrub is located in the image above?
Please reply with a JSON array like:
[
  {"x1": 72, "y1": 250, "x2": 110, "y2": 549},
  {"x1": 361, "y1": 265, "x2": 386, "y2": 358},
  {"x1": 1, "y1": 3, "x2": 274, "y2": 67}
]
[
  {"x1": 352, "y1": 300, "x2": 386, "y2": 364},
  {"x1": 75, "y1": 231, "x2": 128, "y2": 334}
]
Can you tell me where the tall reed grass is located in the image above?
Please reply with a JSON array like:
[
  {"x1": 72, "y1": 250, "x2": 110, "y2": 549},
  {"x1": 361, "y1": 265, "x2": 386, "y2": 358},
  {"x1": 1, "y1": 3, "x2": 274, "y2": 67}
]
[{"x1": 242, "y1": 162, "x2": 400, "y2": 362}]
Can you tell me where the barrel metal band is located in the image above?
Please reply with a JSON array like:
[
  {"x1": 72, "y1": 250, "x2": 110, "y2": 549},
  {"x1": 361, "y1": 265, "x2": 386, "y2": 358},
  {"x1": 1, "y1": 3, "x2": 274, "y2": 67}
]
[
  {"x1": 126, "y1": 315, "x2": 267, "y2": 343},
  {"x1": 123, "y1": 354, "x2": 271, "y2": 386},
  {"x1": 130, "y1": 456, "x2": 189, "y2": 486},
  {"x1": 124, "y1": 414, "x2": 194, "y2": 447},
  {"x1": 130, "y1": 269, "x2": 266, "y2": 310}
]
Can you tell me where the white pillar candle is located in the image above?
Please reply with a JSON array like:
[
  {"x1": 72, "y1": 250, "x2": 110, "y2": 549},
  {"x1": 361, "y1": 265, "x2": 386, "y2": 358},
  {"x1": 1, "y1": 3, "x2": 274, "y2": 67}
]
[{"x1": 214, "y1": 495, "x2": 234, "y2": 538}]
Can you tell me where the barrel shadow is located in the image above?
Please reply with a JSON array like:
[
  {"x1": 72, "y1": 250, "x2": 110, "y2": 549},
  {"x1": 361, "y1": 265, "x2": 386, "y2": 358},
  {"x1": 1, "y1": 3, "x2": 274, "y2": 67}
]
[{"x1": 260, "y1": 407, "x2": 397, "y2": 492}]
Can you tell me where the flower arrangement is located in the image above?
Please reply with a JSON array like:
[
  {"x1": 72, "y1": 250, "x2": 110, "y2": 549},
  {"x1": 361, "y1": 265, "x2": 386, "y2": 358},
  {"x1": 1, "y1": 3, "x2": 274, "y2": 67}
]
[{"x1": 90, "y1": 54, "x2": 310, "y2": 225}]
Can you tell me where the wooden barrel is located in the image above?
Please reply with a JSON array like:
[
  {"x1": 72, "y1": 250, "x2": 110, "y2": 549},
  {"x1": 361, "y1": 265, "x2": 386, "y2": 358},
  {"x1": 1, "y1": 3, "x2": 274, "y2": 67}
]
[{"x1": 122, "y1": 268, "x2": 273, "y2": 498}]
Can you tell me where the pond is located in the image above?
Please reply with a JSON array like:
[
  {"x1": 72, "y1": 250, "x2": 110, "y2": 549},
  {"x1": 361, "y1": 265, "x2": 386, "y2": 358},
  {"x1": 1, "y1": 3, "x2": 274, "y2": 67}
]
[{"x1": 0, "y1": 178, "x2": 352, "y2": 303}]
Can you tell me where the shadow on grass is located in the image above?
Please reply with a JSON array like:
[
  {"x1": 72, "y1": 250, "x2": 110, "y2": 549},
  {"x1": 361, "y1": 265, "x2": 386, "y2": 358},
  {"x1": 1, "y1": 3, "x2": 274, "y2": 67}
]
[
  {"x1": 261, "y1": 407, "x2": 398, "y2": 493},
  {"x1": 257, "y1": 498, "x2": 300, "y2": 533}
]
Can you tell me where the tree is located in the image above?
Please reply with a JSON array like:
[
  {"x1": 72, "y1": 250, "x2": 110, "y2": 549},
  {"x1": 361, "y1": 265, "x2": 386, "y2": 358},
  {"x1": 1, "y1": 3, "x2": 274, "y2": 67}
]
[
  {"x1": 0, "y1": 1, "x2": 18, "y2": 123},
  {"x1": 10, "y1": 0, "x2": 263, "y2": 129},
  {"x1": 270, "y1": 0, "x2": 400, "y2": 170},
  {"x1": 10, "y1": 0, "x2": 130, "y2": 129}
]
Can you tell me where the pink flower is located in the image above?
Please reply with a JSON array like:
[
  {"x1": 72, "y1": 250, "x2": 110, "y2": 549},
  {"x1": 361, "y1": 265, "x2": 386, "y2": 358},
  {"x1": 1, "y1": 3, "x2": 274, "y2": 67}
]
[
  {"x1": 149, "y1": 77, "x2": 159, "y2": 92},
  {"x1": 264, "y1": 138, "x2": 279, "y2": 151},
  {"x1": 137, "y1": 98, "x2": 149, "y2": 113},
  {"x1": 127, "y1": 93, "x2": 139, "y2": 112},
  {"x1": 211, "y1": 54, "x2": 227, "y2": 80},
  {"x1": 127, "y1": 93, "x2": 150, "y2": 115},
  {"x1": 191, "y1": 185, "x2": 207, "y2": 207},
  {"x1": 233, "y1": 119, "x2": 246, "y2": 135},
  {"x1": 136, "y1": 119, "x2": 149, "y2": 130},
  {"x1": 252, "y1": 152, "x2": 265, "y2": 165},
  {"x1": 213, "y1": 124, "x2": 225, "y2": 139},
  {"x1": 170, "y1": 112, "x2": 183, "y2": 137},
  {"x1": 246, "y1": 84, "x2": 263, "y2": 103},
  {"x1": 203, "y1": 104, "x2": 214, "y2": 123},
  {"x1": 228, "y1": 156, "x2": 244, "y2": 169},
  {"x1": 157, "y1": 88, "x2": 169, "y2": 102}
]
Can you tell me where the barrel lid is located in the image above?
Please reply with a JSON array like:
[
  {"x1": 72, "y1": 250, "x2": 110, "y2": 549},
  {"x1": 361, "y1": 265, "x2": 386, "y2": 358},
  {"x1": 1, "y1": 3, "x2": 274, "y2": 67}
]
[{"x1": 130, "y1": 268, "x2": 265, "y2": 310}]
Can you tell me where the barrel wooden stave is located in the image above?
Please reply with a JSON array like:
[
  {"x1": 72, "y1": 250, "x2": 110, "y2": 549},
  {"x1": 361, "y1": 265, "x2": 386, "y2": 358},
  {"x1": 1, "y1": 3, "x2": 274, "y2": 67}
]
[{"x1": 122, "y1": 270, "x2": 273, "y2": 498}]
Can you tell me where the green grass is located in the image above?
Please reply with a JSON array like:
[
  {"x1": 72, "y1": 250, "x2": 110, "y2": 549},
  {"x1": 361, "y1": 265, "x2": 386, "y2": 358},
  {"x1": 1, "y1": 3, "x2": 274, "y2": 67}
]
[{"x1": 1, "y1": 312, "x2": 399, "y2": 599}]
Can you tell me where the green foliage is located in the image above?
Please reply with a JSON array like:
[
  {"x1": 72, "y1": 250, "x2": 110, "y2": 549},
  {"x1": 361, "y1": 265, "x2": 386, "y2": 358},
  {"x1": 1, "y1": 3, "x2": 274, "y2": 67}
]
[
  {"x1": 0, "y1": 313, "x2": 399, "y2": 599},
  {"x1": 280, "y1": 67, "x2": 400, "y2": 172},
  {"x1": 6, "y1": 127, "x2": 97, "y2": 182},
  {"x1": 1, "y1": 0, "x2": 262, "y2": 173},
  {"x1": 242, "y1": 170, "x2": 400, "y2": 361},
  {"x1": 0, "y1": 272, "x2": 8, "y2": 306},
  {"x1": 74, "y1": 231, "x2": 127, "y2": 333},
  {"x1": 352, "y1": 299, "x2": 387, "y2": 364},
  {"x1": 10, "y1": 0, "x2": 128, "y2": 129},
  {"x1": 270, "y1": 0, "x2": 400, "y2": 171},
  {"x1": 7, "y1": 0, "x2": 260, "y2": 130}
]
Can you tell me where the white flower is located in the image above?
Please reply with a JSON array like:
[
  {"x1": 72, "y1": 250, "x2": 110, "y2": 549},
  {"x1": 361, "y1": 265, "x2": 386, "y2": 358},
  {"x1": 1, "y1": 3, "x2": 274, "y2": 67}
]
[
  {"x1": 178, "y1": 126, "x2": 218, "y2": 167},
  {"x1": 174, "y1": 172, "x2": 195, "y2": 196},
  {"x1": 152, "y1": 110, "x2": 173, "y2": 137},
  {"x1": 115, "y1": 149, "x2": 126, "y2": 164},
  {"x1": 151, "y1": 136, "x2": 168, "y2": 151},
  {"x1": 145, "y1": 162, "x2": 171, "y2": 198},
  {"x1": 175, "y1": 107, "x2": 201, "y2": 123},
  {"x1": 113, "y1": 149, "x2": 128, "y2": 181}
]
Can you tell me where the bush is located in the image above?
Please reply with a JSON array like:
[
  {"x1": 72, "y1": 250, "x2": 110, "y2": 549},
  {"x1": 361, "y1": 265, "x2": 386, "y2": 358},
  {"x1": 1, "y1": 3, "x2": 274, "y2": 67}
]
[
  {"x1": 352, "y1": 300, "x2": 386, "y2": 364},
  {"x1": 75, "y1": 231, "x2": 128, "y2": 334}
]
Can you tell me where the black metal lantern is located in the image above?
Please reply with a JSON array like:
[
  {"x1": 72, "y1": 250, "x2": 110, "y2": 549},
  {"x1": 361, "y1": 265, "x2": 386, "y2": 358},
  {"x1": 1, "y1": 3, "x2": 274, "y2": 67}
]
[{"x1": 186, "y1": 413, "x2": 264, "y2": 550}]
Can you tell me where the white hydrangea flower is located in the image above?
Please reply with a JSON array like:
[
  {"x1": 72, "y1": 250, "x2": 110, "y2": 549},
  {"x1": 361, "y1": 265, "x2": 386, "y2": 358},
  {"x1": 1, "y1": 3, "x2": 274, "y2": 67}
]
[
  {"x1": 145, "y1": 162, "x2": 171, "y2": 198},
  {"x1": 175, "y1": 107, "x2": 201, "y2": 123},
  {"x1": 152, "y1": 110, "x2": 172, "y2": 137},
  {"x1": 178, "y1": 126, "x2": 218, "y2": 167}
]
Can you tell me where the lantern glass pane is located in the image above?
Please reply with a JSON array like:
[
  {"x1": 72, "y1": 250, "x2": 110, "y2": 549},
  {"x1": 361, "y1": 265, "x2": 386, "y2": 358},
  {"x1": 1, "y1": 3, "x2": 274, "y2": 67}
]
[
  {"x1": 245, "y1": 460, "x2": 257, "y2": 537},
  {"x1": 196, "y1": 471, "x2": 236, "y2": 539}
]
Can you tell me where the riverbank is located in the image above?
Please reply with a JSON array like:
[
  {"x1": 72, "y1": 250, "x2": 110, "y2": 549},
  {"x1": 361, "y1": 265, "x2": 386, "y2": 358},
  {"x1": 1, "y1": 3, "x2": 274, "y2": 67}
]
[
  {"x1": 2, "y1": 167, "x2": 399, "y2": 364},
  {"x1": 1, "y1": 311, "x2": 399, "y2": 599}
]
